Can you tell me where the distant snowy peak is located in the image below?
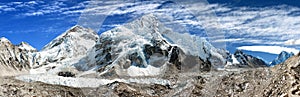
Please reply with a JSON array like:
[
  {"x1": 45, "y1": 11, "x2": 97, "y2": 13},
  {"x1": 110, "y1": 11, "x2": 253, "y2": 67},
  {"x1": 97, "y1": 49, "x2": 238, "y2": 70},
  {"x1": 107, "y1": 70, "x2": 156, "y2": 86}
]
[
  {"x1": 18, "y1": 42, "x2": 37, "y2": 51},
  {"x1": 270, "y1": 51, "x2": 294, "y2": 66}
]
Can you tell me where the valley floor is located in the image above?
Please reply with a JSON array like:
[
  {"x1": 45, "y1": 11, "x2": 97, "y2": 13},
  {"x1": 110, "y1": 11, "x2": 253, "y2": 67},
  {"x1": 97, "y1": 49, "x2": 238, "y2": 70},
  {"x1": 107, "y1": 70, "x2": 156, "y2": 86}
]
[
  {"x1": 0, "y1": 76, "x2": 85, "y2": 97},
  {"x1": 0, "y1": 66, "x2": 293, "y2": 97}
]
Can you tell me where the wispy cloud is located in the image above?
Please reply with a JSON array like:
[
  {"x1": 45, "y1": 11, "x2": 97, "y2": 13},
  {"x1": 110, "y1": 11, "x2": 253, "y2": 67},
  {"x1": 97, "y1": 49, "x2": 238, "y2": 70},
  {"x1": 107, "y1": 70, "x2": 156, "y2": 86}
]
[
  {"x1": 0, "y1": 5, "x2": 15, "y2": 12},
  {"x1": 71, "y1": 1, "x2": 300, "y2": 49},
  {"x1": 24, "y1": 11, "x2": 43, "y2": 16},
  {"x1": 0, "y1": 1, "x2": 84, "y2": 16},
  {"x1": 206, "y1": 5, "x2": 300, "y2": 46}
]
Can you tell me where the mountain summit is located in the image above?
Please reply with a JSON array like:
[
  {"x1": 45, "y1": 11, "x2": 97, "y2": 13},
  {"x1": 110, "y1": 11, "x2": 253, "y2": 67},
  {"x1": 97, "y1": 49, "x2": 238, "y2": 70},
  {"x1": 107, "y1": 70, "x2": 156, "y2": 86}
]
[
  {"x1": 18, "y1": 42, "x2": 37, "y2": 51},
  {"x1": 0, "y1": 37, "x2": 10, "y2": 43},
  {"x1": 42, "y1": 25, "x2": 98, "y2": 51}
]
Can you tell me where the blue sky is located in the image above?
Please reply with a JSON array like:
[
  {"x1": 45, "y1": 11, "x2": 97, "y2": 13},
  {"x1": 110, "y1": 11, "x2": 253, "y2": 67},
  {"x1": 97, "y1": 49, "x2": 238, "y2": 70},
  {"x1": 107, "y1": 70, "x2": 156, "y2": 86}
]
[{"x1": 1, "y1": 0, "x2": 300, "y2": 62}]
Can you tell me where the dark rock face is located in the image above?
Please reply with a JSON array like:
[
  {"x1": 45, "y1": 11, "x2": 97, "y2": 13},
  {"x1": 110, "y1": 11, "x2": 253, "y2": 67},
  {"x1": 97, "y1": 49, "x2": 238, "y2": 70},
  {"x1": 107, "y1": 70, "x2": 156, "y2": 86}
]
[
  {"x1": 128, "y1": 52, "x2": 146, "y2": 67},
  {"x1": 92, "y1": 36, "x2": 115, "y2": 71},
  {"x1": 167, "y1": 46, "x2": 212, "y2": 72},
  {"x1": 57, "y1": 71, "x2": 75, "y2": 77},
  {"x1": 168, "y1": 46, "x2": 181, "y2": 70}
]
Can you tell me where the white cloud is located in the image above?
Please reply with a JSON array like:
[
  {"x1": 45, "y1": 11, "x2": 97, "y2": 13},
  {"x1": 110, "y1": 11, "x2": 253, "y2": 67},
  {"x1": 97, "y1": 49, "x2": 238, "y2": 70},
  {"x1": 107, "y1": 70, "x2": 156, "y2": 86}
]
[
  {"x1": 0, "y1": 5, "x2": 16, "y2": 12},
  {"x1": 237, "y1": 46, "x2": 299, "y2": 55},
  {"x1": 11, "y1": 2, "x2": 22, "y2": 5},
  {"x1": 24, "y1": 11, "x2": 44, "y2": 16},
  {"x1": 27, "y1": 1, "x2": 38, "y2": 5},
  {"x1": 2, "y1": 8, "x2": 15, "y2": 11}
]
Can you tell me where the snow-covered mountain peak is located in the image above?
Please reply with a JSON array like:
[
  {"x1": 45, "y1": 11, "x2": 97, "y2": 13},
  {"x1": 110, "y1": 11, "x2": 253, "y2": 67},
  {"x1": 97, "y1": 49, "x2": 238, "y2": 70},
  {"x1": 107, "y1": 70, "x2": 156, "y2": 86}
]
[
  {"x1": 31, "y1": 25, "x2": 99, "y2": 71},
  {"x1": 42, "y1": 25, "x2": 98, "y2": 51},
  {"x1": 74, "y1": 14, "x2": 228, "y2": 77},
  {"x1": 0, "y1": 38, "x2": 32, "y2": 76},
  {"x1": 127, "y1": 14, "x2": 160, "y2": 32},
  {"x1": 133, "y1": 14, "x2": 227, "y2": 67},
  {"x1": 18, "y1": 42, "x2": 37, "y2": 51},
  {"x1": 28, "y1": 14, "x2": 267, "y2": 78},
  {"x1": 101, "y1": 14, "x2": 166, "y2": 43},
  {"x1": 64, "y1": 25, "x2": 97, "y2": 36},
  {"x1": 0, "y1": 37, "x2": 11, "y2": 43}
]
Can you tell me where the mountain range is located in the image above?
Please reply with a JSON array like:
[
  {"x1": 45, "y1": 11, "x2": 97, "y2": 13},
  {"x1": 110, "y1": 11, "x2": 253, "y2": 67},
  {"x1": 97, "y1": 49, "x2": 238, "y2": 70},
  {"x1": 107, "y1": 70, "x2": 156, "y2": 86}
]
[
  {"x1": 0, "y1": 14, "x2": 297, "y2": 96},
  {"x1": 0, "y1": 14, "x2": 281, "y2": 77}
]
